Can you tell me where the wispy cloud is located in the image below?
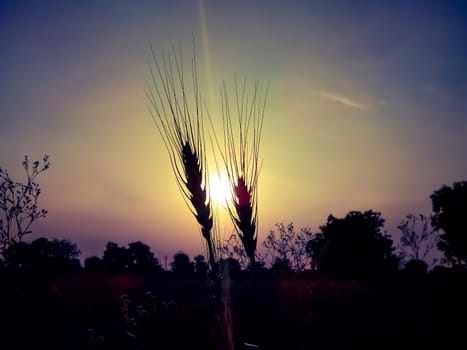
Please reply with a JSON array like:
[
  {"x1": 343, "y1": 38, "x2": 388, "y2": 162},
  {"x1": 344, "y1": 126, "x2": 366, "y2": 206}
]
[{"x1": 318, "y1": 91, "x2": 372, "y2": 111}]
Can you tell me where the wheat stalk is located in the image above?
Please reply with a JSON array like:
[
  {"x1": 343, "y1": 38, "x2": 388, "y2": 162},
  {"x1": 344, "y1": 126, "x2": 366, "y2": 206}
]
[
  {"x1": 212, "y1": 77, "x2": 269, "y2": 267},
  {"x1": 146, "y1": 42, "x2": 217, "y2": 273}
]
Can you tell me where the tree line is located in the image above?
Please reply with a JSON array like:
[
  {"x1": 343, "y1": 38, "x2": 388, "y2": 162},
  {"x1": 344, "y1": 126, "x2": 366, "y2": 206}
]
[
  {"x1": 0, "y1": 202, "x2": 463, "y2": 279},
  {"x1": 2, "y1": 156, "x2": 467, "y2": 278}
]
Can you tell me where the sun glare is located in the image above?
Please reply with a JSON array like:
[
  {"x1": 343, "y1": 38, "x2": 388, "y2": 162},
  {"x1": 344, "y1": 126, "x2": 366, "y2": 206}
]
[{"x1": 209, "y1": 174, "x2": 231, "y2": 205}]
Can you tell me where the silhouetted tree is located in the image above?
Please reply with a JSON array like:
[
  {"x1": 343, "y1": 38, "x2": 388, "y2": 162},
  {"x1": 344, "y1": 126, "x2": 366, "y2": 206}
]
[
  {"x1": 194, "y1": 254, "x2": 208, "y2": 277},
  {"x1": 103, "y1": 242, "x2": 130, "y2": 272},
  {"x1": 219, "y1": 257, "x2": 242, "y2": 278},
  {"x1": 127, "y1": 241, "x2": 162, "y2": 273},
  {"x1": 3, "y1": 236, "x2": 80, "y2": 272},
  {"x1": 431, "y1": 181, "x2": 467, "y2": 266},
  {"x1": 45, "y1": 237, "x2": 80, "y2": 261},
  {"x1": 397, "y1": 214, "x2": 440, "y2": 266},
  {"x1": 84, "y1": 256, "x2": 104, "y2": 271},
  {"x1": 2, "y1": 241, "x2": 30, "y2": 269},
  {"x1": 101, "y1": 241, "x2": 162, "y2": 273},
  {"x1": 307, "y1": 210, "x2": 397, "y2": 277},
  {"x1": 402, "y1": 259, "x2": 428, "y2": 277},
  {"x1": 171, "y1": 252, "x2": 194, "y2": 277},
  {"x1": 263, "y1": 222, "x2": 313, "y2": 271},
  {"x1": 0, "y1": 155, "x2": 50, "y2": 251},
  {"x1": 271, "y1": 257, "x2": 292, "y2": 274}
]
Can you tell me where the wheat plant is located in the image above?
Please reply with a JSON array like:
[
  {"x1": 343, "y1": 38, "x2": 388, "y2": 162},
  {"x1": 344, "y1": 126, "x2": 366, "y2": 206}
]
[
  {"x1": 214, "y1": 77, "x2": 269, "y2": 267},
  {"x1": 146, "y1": 43, "x2": 217, "y2": 274}
]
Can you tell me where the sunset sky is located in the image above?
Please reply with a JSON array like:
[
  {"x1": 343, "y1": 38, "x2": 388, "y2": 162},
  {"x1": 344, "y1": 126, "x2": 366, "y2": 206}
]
[{"x1": 1, "y1": 0, "x2": 466, "y2": 261}]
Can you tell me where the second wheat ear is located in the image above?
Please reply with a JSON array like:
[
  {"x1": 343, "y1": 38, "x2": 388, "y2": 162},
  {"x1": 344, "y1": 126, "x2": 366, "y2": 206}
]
[{"x1": 213, "y1": 77, "x2": 269, "y2": 268}]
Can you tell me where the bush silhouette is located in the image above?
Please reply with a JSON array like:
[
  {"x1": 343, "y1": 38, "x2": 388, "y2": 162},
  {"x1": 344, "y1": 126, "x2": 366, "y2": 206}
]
[
  {"x1": 171, "y1": 252, "x2": 194, "y2": 277},
  {"x1": 307, "y1": 210, "x2": 397, "y2": 277},
  {"x1": 3, "y1": 237, "x2": 80, "y2": 273},
  {"x1": 102, "y1": 241, "x2": 162, "y2": 273},
  {"x1": 431, "y1": 181, "x2": 467, "y2": 266}
]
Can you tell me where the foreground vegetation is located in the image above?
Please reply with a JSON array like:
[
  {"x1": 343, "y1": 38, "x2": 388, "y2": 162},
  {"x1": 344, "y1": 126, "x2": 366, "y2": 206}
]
[{"x1": 1, "y1": 258, "x2": 466, "y2": 350}]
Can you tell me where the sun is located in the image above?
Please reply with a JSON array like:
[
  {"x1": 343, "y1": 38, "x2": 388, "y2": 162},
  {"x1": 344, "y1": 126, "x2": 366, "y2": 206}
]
[{"x1": 209, "y1": 174, "x2": 232, "y2": 205}]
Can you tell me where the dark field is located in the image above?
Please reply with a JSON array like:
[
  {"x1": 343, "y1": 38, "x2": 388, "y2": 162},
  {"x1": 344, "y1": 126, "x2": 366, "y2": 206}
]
[{"x1": 1, "y1": 268, "x2": 466, "y2": 350}]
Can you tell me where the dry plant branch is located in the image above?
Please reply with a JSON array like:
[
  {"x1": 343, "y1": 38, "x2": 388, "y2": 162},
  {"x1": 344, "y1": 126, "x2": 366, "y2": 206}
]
[{"x1": 0, "y1": 155, "x2": 50, "y2": 251}]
